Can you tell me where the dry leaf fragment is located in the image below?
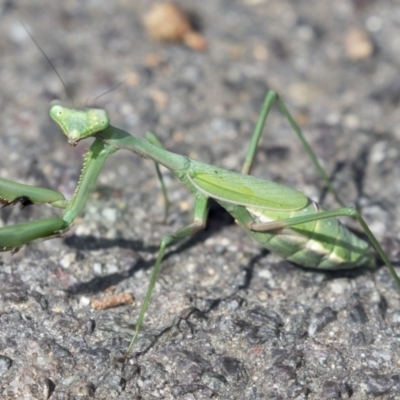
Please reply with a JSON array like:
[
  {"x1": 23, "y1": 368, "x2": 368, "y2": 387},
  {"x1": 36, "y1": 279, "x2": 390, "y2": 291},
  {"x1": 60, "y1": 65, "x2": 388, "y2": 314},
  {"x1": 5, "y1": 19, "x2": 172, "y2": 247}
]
[{"x1": 91, "y1": 292, "x2": 134, "y2": 310}]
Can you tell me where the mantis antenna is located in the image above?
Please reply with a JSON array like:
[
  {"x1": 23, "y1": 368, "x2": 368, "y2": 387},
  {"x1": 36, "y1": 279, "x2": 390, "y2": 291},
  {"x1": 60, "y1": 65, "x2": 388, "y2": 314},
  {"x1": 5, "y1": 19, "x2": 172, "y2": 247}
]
[
  {"x1": 86, "y1": 79, "x2": 127, "y2": 106},
  {"x1": 19, "y1": 20, "x2": 75, "y2": 107}
]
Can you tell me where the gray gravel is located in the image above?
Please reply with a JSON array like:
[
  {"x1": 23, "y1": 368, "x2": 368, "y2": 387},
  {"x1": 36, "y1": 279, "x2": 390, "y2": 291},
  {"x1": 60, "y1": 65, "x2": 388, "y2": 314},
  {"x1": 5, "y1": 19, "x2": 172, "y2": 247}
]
[{"x1": 1, "y1": 1, "x2": 400, "y2": 399}]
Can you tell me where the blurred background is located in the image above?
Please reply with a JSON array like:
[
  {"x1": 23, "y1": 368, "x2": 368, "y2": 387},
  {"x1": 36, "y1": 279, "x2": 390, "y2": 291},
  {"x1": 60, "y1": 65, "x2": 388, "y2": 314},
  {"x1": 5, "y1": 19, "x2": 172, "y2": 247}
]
[{"x1": 0, "y1": 1, "x2": 400, "y2": 398}]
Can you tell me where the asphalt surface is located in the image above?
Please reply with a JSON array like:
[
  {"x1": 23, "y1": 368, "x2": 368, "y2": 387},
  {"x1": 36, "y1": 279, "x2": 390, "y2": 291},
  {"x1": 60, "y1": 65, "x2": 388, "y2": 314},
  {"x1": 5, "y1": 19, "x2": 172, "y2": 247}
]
[{"x1": 1, "y1": 1, "x2": 400, "y2": 399}]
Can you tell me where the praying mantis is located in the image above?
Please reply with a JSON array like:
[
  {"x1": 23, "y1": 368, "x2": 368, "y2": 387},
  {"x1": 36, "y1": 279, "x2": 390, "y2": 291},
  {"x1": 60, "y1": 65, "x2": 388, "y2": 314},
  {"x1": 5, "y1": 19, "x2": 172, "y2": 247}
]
[{"x1": 1, "y1": 87, "x2": 400, "y2": 360}]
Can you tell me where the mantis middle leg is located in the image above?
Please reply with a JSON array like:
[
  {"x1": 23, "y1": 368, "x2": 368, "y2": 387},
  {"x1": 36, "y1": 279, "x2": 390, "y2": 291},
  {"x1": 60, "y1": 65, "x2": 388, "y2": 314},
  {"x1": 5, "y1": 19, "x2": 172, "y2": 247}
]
[
  {"x1": 241, "y1": 90, "x2": 344, "y2": 206},
  {"x1": 124, "y1": 194, "x2": 210, "y2": 358}
]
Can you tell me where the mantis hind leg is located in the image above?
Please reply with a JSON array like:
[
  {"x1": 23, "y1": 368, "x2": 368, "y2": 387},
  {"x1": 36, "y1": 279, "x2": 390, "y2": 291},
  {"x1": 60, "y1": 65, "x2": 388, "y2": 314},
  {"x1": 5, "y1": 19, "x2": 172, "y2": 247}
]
[
  {"x1": 249, "y1": 206, "x2": 400, "y2": 289},
  {"x1": 241, "y1": 90, "x2": 344, "y2": 206}
]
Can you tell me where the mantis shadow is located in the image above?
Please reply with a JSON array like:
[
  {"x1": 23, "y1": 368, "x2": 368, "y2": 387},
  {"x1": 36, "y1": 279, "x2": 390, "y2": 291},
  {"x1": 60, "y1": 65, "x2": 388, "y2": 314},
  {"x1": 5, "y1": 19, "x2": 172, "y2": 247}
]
[
  {"x1": 64, "y1": 199, "x2": 235, "y2": 295},
  {"x1": 64, "y1": 194, "x2": 399, "y2": 297}
]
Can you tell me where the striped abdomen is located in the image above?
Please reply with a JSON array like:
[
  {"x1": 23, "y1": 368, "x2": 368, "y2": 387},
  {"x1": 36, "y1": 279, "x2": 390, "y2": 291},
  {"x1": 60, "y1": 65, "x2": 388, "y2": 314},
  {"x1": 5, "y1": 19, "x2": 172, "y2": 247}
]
[{"x1": 226, "y1": 199, "x2": 375, "y2": 270}]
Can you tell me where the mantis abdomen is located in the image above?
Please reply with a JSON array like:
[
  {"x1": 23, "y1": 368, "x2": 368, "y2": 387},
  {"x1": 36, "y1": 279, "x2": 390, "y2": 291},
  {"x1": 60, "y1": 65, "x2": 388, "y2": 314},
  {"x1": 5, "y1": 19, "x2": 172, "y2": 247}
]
[{"x1": 230, "y1": 200, "x2": 375, "y2": 270}]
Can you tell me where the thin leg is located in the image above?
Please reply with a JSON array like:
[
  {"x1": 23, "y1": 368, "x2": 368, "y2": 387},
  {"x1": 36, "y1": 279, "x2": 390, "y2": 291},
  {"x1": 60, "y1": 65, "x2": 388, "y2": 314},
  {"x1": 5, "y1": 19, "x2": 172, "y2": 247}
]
[
  {"x1": 248, "y1": 206, "x2": 400, "y2": 289},
  {"x1": 241, "y1": 90, "x2": 277, "y2": 176},
  {"x1": 146, "y1": 131, "x2": 171, "y2": 221},
  {"x1": 123, "y1": 195, "x2": 210, "y2": 359},
  {"x1": 241, "y1": 90, "x2": 344, "y2": 206}
]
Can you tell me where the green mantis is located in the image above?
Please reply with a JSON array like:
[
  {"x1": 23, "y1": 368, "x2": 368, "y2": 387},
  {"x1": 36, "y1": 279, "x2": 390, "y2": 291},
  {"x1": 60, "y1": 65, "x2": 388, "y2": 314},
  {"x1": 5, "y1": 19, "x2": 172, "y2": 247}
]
[{"x1": 1, "y1": 90, "x2": 399, "y2": 359}]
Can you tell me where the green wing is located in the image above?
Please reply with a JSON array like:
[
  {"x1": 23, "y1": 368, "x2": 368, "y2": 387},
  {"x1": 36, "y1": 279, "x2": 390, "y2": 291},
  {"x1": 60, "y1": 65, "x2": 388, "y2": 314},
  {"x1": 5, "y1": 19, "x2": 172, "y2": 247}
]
[{"x1": 188, "y1": 167, "x2": 308, "y2": 211}]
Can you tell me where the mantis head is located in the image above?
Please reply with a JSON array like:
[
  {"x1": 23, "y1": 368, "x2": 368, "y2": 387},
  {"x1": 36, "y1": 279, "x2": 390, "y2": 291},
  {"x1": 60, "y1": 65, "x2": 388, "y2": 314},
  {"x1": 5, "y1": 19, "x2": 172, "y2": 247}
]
[{"x1": 50, "y1": 105, "x2": 110, "y2": 146}]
